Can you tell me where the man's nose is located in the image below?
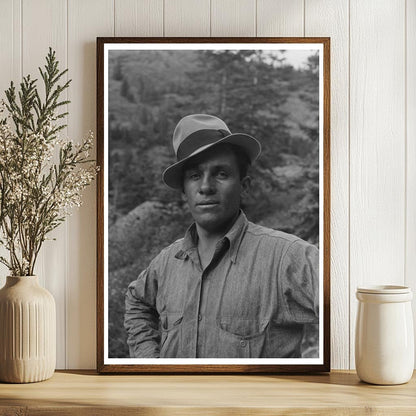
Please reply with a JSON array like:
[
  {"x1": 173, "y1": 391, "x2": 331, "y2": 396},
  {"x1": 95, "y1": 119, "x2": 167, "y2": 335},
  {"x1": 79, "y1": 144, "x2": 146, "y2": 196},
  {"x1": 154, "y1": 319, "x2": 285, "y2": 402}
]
[{"x1": 199, "y1": 173, "x2": 215, "y2": 194}]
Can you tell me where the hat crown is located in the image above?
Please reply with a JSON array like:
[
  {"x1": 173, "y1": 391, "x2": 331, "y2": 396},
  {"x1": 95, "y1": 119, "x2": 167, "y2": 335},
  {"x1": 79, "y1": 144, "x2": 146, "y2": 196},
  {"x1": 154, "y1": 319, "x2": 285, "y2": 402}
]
[{"x1": 172, "y1": 114, "x2": 231, "y2": 155}]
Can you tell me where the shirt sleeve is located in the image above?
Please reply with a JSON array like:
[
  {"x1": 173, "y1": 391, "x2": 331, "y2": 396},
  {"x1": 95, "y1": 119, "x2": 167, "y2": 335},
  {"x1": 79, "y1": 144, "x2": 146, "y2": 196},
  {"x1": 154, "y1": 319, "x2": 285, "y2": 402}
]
[
  {"x1": 124, "y1": 261, "x2": 160, "y2": 358},
  {"x1": 278, "y1": 239, "x2": 319, "y2": 324}
]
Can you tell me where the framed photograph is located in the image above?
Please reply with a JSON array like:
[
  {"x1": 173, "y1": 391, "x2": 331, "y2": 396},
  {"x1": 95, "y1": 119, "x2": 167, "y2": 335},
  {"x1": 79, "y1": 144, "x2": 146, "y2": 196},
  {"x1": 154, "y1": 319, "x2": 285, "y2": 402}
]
[{"x1": 97, "y1": 37, "x2": 330, "y2": 373}]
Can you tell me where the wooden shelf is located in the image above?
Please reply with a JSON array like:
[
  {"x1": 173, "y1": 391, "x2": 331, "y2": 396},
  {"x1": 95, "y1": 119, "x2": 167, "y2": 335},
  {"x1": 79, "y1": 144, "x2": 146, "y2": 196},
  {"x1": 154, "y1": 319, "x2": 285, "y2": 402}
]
[{"x1": 0, "y1": 370, "x2": 415, "y2": 415}]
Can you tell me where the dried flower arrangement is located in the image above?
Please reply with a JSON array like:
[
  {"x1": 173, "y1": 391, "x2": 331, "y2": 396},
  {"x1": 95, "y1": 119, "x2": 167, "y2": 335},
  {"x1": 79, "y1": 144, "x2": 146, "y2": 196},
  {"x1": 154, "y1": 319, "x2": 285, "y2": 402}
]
[{"x1": 0, "y1": 48, "x2": 97, "y2": 276}]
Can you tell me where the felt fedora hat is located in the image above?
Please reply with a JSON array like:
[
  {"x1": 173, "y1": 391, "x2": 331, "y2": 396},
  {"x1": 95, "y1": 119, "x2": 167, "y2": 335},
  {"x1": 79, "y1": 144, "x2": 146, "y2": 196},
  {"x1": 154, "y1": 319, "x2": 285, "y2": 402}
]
[{"x1": 162, "y1": 114, "x2": 261, "y2": 189}]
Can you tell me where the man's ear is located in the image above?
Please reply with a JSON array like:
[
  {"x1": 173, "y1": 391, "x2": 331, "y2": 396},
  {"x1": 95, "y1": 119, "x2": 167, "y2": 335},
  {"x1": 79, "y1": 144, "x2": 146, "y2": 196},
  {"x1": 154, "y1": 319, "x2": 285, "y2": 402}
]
[{"x1": 240, "y1": 176, "x2": 251, "y2": 198}]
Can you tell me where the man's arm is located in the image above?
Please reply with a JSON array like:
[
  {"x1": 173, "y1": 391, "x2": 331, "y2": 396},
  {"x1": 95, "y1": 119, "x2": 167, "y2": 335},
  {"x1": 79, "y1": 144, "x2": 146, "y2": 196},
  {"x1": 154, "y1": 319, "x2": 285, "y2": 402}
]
[
  {"x1": 124, "y1": 267, "x2": 160, "y2": 358},
  {"x1": 278, "y1": 239, "x2": 319, "y2": 324}
]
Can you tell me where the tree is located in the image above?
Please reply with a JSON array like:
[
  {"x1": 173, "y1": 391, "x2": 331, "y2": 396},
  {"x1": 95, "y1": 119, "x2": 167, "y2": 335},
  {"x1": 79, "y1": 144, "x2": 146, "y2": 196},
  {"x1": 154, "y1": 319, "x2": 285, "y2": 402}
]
[
  {"x1": 120, "y1": 78, "x2": 135, "y2": 103},
  {"x1": 291, "y1": 53, "x2": 320, "y2": 244}
]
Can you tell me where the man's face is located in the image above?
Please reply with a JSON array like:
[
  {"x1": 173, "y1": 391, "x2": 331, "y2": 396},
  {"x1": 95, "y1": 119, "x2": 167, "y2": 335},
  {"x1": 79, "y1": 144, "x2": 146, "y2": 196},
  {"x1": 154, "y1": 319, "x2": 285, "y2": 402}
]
[{"x1": 182, "y1": 144, "x2": 249, "y2": 235}]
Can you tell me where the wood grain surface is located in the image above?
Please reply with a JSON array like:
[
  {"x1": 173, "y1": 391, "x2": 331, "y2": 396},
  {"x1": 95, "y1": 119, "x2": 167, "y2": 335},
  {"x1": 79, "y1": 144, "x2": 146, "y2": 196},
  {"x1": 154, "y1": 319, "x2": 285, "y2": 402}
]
[
  {"x1": 305, "y1": 0, "x2": 350, "y2": 371},
  {"x1": 349, "y1": 0, "x2": 406, "y2": 369},
  {"x1": 257, "y1": 0, "x2": 304, "y2": 37},
  {"x1": 0, "y1": 371, "x2": 415, "y2": 415},
  {"x1": 165, "y1": 0, "x2": 211, "y2": 36},
  {"x1": 67, "y1": 0, "x2": 114, "y2": 370},
  {"x1": 22, "y1": 0, "x2": 68, "y2": 369},
  {"x1": 115, "y1": 0, "x2": 163, "y2": 37},
  {"x1": 0, "y1": 0, "x2": 21, "y2": 291},
  {"x1": 211, "y1": 0, "x2": 256, "y2": 37},
  {"x1": 406, "y1": 0, "x2": 416, "y2": 367}
]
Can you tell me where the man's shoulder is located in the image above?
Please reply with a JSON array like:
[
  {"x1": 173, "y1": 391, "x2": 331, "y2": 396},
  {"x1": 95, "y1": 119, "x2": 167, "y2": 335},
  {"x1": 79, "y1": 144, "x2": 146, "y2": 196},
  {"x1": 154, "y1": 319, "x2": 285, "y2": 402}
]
[
  {"x1": 145, "y1": 238, "x2": 183, "y2": 272},
  {"x1": 154, "y1": 238, "x2": 184, "y2": 260},
  {"x1": 245, "y1": 222, "x2": 317, "y2": 253},
  {"x1": 246, "y1": 221, "x2": 300, "y2": 243}
]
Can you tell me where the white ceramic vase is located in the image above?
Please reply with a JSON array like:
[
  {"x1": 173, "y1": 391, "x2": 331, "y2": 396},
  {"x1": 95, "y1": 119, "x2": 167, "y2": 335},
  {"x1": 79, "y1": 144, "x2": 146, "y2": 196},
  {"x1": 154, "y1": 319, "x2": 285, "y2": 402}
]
[
  {"x1": 0, "y1": 276, "x2": 56, "y2": 383},
  {"x1": 355, "y1": 285, "x2": 414, "y2": 385}
]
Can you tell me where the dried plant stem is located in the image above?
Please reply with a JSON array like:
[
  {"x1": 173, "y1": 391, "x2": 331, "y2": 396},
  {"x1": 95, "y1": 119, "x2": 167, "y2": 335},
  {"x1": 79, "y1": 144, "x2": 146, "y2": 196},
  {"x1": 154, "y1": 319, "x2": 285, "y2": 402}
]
[{"x1": 0, "y1": 48, "x2": 97, "y2": 276}]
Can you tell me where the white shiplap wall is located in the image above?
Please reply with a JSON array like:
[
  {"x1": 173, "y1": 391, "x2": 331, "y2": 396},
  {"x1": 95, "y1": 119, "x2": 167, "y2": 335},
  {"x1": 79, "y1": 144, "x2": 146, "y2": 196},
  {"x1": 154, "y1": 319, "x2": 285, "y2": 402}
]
[{"x1": 0, "y1": 0, "x2": 414, "y2": 370}]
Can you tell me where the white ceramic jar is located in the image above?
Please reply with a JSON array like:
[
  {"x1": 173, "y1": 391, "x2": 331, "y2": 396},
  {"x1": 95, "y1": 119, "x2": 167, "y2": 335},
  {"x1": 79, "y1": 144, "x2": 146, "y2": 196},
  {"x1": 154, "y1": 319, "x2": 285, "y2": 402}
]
[{"x1": 355, "y1": 285, "x2": 414, "y2": 385}]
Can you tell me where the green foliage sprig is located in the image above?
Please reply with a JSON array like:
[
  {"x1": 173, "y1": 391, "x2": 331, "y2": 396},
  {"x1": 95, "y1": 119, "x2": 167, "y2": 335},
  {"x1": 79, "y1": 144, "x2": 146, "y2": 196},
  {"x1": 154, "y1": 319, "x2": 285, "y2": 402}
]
[{"x1": 0, "y1": 48, "x2": 97, "y2": 276}]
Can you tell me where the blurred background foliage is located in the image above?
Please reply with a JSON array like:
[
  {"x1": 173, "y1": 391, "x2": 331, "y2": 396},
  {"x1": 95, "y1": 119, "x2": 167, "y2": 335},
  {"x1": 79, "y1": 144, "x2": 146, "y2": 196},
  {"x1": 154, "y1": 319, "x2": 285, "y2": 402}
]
[{"x1": 108, "y1": 49, "x2": 320, "y2": 358}]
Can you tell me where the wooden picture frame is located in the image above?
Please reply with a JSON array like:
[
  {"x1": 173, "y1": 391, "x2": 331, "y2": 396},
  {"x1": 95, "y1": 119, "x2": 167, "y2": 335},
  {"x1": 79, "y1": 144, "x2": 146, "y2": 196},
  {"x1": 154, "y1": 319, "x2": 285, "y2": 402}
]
[{"x1": 97, "y1": 37, "x2": 330, "y2": 374}]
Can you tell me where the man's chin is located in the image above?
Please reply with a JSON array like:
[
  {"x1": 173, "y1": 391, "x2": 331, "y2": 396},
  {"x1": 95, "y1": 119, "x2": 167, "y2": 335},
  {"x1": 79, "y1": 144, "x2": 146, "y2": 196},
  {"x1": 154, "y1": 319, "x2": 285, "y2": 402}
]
[{"x1": 194, "y1": 214, "x2": 237, "y2": 235}]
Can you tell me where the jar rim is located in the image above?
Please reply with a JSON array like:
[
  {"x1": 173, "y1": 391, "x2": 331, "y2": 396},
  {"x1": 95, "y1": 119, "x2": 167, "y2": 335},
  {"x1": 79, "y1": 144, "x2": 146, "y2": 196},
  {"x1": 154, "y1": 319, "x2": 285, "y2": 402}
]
[{"x1": 357, "y1": 285, "x2": 411, "y2": 294}]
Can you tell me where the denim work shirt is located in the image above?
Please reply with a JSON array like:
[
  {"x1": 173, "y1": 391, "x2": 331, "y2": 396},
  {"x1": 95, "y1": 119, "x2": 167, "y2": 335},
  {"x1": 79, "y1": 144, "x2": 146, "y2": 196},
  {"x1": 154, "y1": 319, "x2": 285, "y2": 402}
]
[{"x1": 124, "y1": 212, "x2": 319, "y2": 358}]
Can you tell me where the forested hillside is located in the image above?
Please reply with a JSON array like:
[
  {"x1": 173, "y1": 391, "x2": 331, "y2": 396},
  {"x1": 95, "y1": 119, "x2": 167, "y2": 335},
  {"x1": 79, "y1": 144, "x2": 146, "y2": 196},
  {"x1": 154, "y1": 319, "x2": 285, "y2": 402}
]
[{"x1": 108, "y1": 49, "x2": 320, "y2": 358}]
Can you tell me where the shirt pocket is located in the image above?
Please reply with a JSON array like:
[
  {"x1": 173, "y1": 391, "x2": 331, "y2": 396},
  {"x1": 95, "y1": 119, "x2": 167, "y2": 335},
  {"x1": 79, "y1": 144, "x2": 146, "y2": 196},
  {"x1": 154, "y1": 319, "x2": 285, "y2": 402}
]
[
  {"x1": 216, "y1": 317, "x2": 269, "y2": 358},
  {"x1": 160, "y1": 312, "x2": 183, "y2": 358},
  {"x1": 264, "y1": 319, "x2": 304, "y2": 358}
]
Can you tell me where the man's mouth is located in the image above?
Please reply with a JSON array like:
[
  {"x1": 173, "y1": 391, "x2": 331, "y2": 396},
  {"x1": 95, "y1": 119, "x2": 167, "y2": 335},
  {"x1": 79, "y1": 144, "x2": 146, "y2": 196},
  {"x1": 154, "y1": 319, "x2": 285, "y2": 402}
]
[{"x1": 197, "y1": 201, "x2": 219, "y2": 207}]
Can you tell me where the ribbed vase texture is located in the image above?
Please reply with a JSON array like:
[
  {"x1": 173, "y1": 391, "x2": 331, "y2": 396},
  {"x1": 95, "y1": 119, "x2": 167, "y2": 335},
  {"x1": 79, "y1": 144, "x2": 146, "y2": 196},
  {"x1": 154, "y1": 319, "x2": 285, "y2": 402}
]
[{"x1": 0, "y1": 276, "x2": 56, "y2": 383}]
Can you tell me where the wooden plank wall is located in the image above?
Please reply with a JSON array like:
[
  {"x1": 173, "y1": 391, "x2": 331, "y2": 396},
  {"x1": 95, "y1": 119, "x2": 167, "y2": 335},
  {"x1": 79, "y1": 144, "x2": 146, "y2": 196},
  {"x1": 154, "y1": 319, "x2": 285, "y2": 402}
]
[
  {"x1": 0, "y1": 0, "x2": 413, "y2": 370},
  {"x1": 407, "y1": 0, "x2": 416, "y2": 371}
]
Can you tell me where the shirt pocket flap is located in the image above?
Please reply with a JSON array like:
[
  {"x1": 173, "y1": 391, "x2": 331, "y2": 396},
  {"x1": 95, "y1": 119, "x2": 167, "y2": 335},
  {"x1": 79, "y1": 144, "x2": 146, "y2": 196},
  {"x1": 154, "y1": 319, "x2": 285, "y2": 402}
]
[{"x1": 217, "y1": 318, "x2": 269, "y2": 339}]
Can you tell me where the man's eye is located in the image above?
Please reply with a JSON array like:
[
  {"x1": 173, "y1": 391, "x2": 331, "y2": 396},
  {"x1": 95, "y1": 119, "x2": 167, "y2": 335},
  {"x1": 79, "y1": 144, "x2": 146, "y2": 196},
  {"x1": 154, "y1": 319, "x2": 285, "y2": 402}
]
[
  {"x1": 217, "y1": 171, "x2": 228, "y2": 178},
  {"x1": 188, "y1": 172, "x2": 200, "y2": 180}
]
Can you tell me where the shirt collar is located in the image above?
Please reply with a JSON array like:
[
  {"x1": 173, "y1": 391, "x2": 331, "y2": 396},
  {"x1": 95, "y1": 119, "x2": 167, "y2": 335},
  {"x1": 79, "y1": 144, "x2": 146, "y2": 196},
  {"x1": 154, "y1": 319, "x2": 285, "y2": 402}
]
[{"x1": 174, "y1": 211, "x2": 248, "y2": 263}]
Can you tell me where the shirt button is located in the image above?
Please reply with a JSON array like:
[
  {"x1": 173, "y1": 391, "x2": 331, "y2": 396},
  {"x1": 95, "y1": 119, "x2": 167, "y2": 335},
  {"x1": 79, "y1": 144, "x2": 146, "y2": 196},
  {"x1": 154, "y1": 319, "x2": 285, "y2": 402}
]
[
  {"x1": 198, "y1": 314, "x2": 202, "y2": 321},
  {"x1": 240, "y1": 340, "x2": 247, "y2": 347}
]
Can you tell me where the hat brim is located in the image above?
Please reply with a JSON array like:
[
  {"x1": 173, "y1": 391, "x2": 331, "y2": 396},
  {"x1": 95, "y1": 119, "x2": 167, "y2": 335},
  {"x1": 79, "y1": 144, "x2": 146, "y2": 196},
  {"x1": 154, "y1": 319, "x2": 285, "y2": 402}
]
[{"x1": 162, "y1": 133, "x2": 261, "y2": 189}]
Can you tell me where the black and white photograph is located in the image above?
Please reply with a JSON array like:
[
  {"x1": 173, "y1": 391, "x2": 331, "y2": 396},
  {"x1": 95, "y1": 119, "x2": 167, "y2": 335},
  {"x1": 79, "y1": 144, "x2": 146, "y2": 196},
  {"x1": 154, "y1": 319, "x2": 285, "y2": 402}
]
[{"x1": 97, "y1": 38, "x2": 330, "y2": 373}]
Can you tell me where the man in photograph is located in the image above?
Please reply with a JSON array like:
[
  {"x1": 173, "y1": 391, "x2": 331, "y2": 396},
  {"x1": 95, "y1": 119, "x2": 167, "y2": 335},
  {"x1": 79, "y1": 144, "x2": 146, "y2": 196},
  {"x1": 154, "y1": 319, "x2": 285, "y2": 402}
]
[{"x1": 124, "y1": 114, "x2": 319, "y2": 358}]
